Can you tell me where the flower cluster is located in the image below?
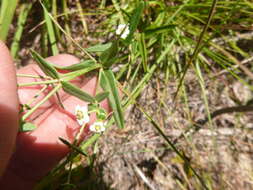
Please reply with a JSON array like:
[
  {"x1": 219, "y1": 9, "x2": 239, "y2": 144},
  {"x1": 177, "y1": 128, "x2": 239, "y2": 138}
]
[
  {"x1": 75, "y1": 105, "x2": 106, "y2": 133},
  {"x1": 116, "y1": 24, "x2": 130, "y2": 39}
]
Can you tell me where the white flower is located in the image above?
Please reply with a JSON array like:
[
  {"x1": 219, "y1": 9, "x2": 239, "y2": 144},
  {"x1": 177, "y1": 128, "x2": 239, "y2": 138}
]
[
  {"x1": 89, "y1": 121, "x2": 106, "y2": 133},
  {"x1": 75, "y1": 105, "x2": 90, "y2": 126},
  {"x1": 116, "y1": 24, "x2": 130, "y2": 39}
]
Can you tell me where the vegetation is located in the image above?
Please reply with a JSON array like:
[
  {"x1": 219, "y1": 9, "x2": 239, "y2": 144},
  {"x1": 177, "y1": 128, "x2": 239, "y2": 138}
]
[{"x1": 1, "y1": 0, "x2": 253, "y2": 189}]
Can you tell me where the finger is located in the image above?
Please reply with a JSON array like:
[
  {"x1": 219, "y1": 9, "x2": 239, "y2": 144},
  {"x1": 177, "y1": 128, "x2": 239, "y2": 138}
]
[
  {"x1": 18, "y1": 54, "x2": 83, "y2": 120},
  {"x1": 0, "y1": 41, "x2": 19, "y2": 176}
]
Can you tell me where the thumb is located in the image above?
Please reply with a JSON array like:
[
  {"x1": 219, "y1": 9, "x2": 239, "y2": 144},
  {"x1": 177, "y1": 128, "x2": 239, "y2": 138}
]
[{"x1": 0, "y1": 41, "x2": 19, "y2": 176}]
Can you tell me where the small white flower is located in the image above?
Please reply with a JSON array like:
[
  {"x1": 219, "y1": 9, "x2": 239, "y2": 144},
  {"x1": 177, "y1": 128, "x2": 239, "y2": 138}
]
[
  {"x1": 75, "y1": 105, "x2": 90, "y2": 126},
  {"x1": 116, "y1": 24, "x2": 130, "y2": 39},
  {"x1": 89, "y1": 121, "x2": 106, "y2": 133}
]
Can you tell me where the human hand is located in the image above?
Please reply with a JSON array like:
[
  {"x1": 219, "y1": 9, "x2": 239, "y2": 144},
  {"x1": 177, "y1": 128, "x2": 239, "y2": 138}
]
[{"x1": 0, "y1": 41, "x2": 109, "y2": 189}]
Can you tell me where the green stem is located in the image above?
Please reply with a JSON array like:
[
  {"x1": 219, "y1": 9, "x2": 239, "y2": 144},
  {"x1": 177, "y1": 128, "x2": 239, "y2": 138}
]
[
  {"x1": 18, "y1": 79, "x2": 59, "y2": 87},
  {"x1": 26, "y1": 85, "x2": 48, "y2": 106},
  {"x1": 17, "y1": 73, "x2": 51, "y2": 79},
  {"x1": 22, "y1": 83, "x2": 61, "y2": 120}
]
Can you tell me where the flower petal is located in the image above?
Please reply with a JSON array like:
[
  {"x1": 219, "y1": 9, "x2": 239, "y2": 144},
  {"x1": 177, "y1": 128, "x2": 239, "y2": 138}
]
[
  {"x1": 90, "y1": 121, "x2": 106, "y2": 133},
  {"x1": 75, "y1": 105, "x2": 90, "y2": 126}
]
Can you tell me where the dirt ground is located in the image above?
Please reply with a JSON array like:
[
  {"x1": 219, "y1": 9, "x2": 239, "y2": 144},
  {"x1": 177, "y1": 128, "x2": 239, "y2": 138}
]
[{"x1": 95, "y1": 71, "x2": 253, "y2": 190}]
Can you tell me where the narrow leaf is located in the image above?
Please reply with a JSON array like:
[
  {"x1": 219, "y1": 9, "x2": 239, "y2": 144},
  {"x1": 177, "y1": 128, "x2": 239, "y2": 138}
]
[
  {"x1": 10, "y1": 3, "x2": 32, "y2": 58},
  {"x1": 99, "y1": 41, "x2": 118, "y2": 68},
  {"x1": 41, "y1": 2, "x2": 59, "y2": 55},
  {"x1": 95, "y1": 91, "x2": 109, "y2": 102},
  {"x1": 0, "y1": 0, "x2": 18, "y2": 41},
  {"x1": 52, "y1": 60, "x2": 95, "y2": 71},
  {"x1": 137, "y1": 33, "x2": 148, "y2": 72},
  {"x1": 30, "y1": 49, "x2": 59, "y2": 79},
  {"x1": 86, "y1": 43, "x2": 112, "y2": 52},
  {"x1": 19, "y1": 122, "x2": 36, "y2": 132},
  {"x1": 124, "y1": 1, "x2": 145, "y2": 44},
  {"x1": 144, "y1": 24, "x2": 176, "y2": 36},
  {"x1": 61, "y1": 64, "x2": 101, "y2": 81},
  {"x1": 59, "y1": 137, "x2": 87, "y2": 157},
  {"x1": 61, "y1": 81, "x2": 95, "y2": 103},
  {"x1": 100, "y1": 69, "x2": 124, "y2": 128}
]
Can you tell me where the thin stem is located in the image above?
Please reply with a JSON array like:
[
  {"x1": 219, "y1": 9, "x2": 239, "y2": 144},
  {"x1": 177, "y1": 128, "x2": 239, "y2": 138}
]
[
  {"x1": 40, "y1": 2, "x2": 97, "y2": 63},
  {"x1": 17, "y1": 73, "x2": 51, "y2": 79},
  {"x1": 18, "y1": 79, "x2": 59, "y2": 87},
  {"x1": 22, "y1": 83, "x2": 61, "y2": 121},
  {"x1": 67, "y1": 122, "x2": 87, "y2": 184},
  {"x1": 26, "y1": 85, "x2": 48, "y2": 106},
  {"x1": 173, "y1": 0, "x2": 218, "y2": 101}
]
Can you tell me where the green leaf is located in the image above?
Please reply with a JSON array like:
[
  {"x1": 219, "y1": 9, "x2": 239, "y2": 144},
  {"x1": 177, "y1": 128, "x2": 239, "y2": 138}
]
[
  {"x1": 100, "y1": 69, "x2": 124, "y2": 129},
  {"x1": 41, "y1": 1, "x2": 59, "y2": 55},
  {"x1": 30, "y1": 49, "x2": 59, "y2": 79},
  {"x1": 59, "y1": 137, "x2": 87, "y2": 157},
  {"x1": 61, "y1": 64, "x2": 101, "y2": 81},
  {"x1": 97, "y1": 108, "x2": 107, "y2": 120},
  {"x1": 99, "y1": 40, "x2": 118, "y2": 68},
  {"x1": 88, "y1": 104, "x2": 107, "y2": 120},
  {"x1": 88, "y1": 104, "x2": 98, "y2": 112},
  {"x1": 61, "y1": 64, "x2": 101, "y2": 82},
  {"x1": 85, "y1": 43, "x2": 112, "y2": 52},
  {"x1": 124, "y1": 1, "x2": 145, "y2": 44},
  {"x1": 144, "y1": 24, "x2": 176, "y2": 36},
  {"x1": 61, "y1": 81, "x2": 95, "y2": 103},
  {"x1": 137, "y1": 33, "x2": 148, "y2": 72},
  {"x1": 10, "y1": 3, "x2": 32, "y2": 58},
  {"x1": 0, "y1": 0, "x2": 18, "y2": 41},
  {"x1": 19, "y1": 122, "x2": 36, "y2": 132},
  {"x1": 95, "y1": 91, "x2": 109, "y2": 102},
  {"x1": 52, "y1": 60, "x2": 95, "y2": 71}
]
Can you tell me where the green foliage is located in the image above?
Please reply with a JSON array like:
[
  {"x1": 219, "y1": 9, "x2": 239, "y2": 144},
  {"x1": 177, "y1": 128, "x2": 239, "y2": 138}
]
[
  {"x1": 10, "y1": 3, "x2": 32, "y2": 58},
  {"x1": 52, "y1": 60, "x2": 96, "y2": 71},
  {"x1": 99, "y1": 40, "x2": 119, "y2": 68},
  {"x1": 94, "y1": 91, "x2": 109, "y2": 102},
  {"x1": 100, "y1": 69, "x2": 124, "y2": 129},
  {"x1": 124, "y1": 1, "x2": 145, "y2": 44},
  {"x1": 19, "y1": 121, "x2": 37, "y2": 132},
  {"x1": 86, "y1": 43, "x2": 112, "y2": 52},
  {"x1": 61, "y1": 81, "x2": 95, "y2": 103},
  {"x1": 4, "y1": 0, "x2": 253, "y2": 189},
  {"x1": 30, "y1": 49, "x2": 60, "y2": 79},
  {"x1": 59, "y1": 137, "x2": 87, "y2": 157},
  {"x1": 0, "y1": 0, "x2": 18, "y2": 41}
]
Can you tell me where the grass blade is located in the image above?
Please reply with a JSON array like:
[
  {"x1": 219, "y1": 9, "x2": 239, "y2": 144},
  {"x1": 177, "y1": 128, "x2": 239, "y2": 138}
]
[
  {"x1": 173, "y1": 0, "x2": 218, "y2": 100},
  {"x1": 124, "y1": 1, "x2": 145, "y2": 44},
  {"x1": 99, "y1": 41, "x2": 119, "y2": 68},
  {"x1": 41, "y1": 1, "x2": 59, "y2": 55},
  {"x1": 0, "y1": 0, "x2": 18, "y2": 41},
  {"x1": 95, "y1": 91, "x2": 109, "y2": 102},
  {"x1": 100, "y1": 69, "x2": 124, "y2": 129},
  {"x1": 10, "y1": 3, "x2": 32, "y2": 58},
  {"x1": 59, "y1": 137, "x2": 87, "y2": 157},
  {"x1": 137, "y1": 32, "x2": 148, "y2": 72},
  {"x1": 136, "y1": 105, "x2": 209, "y2": 190}
]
